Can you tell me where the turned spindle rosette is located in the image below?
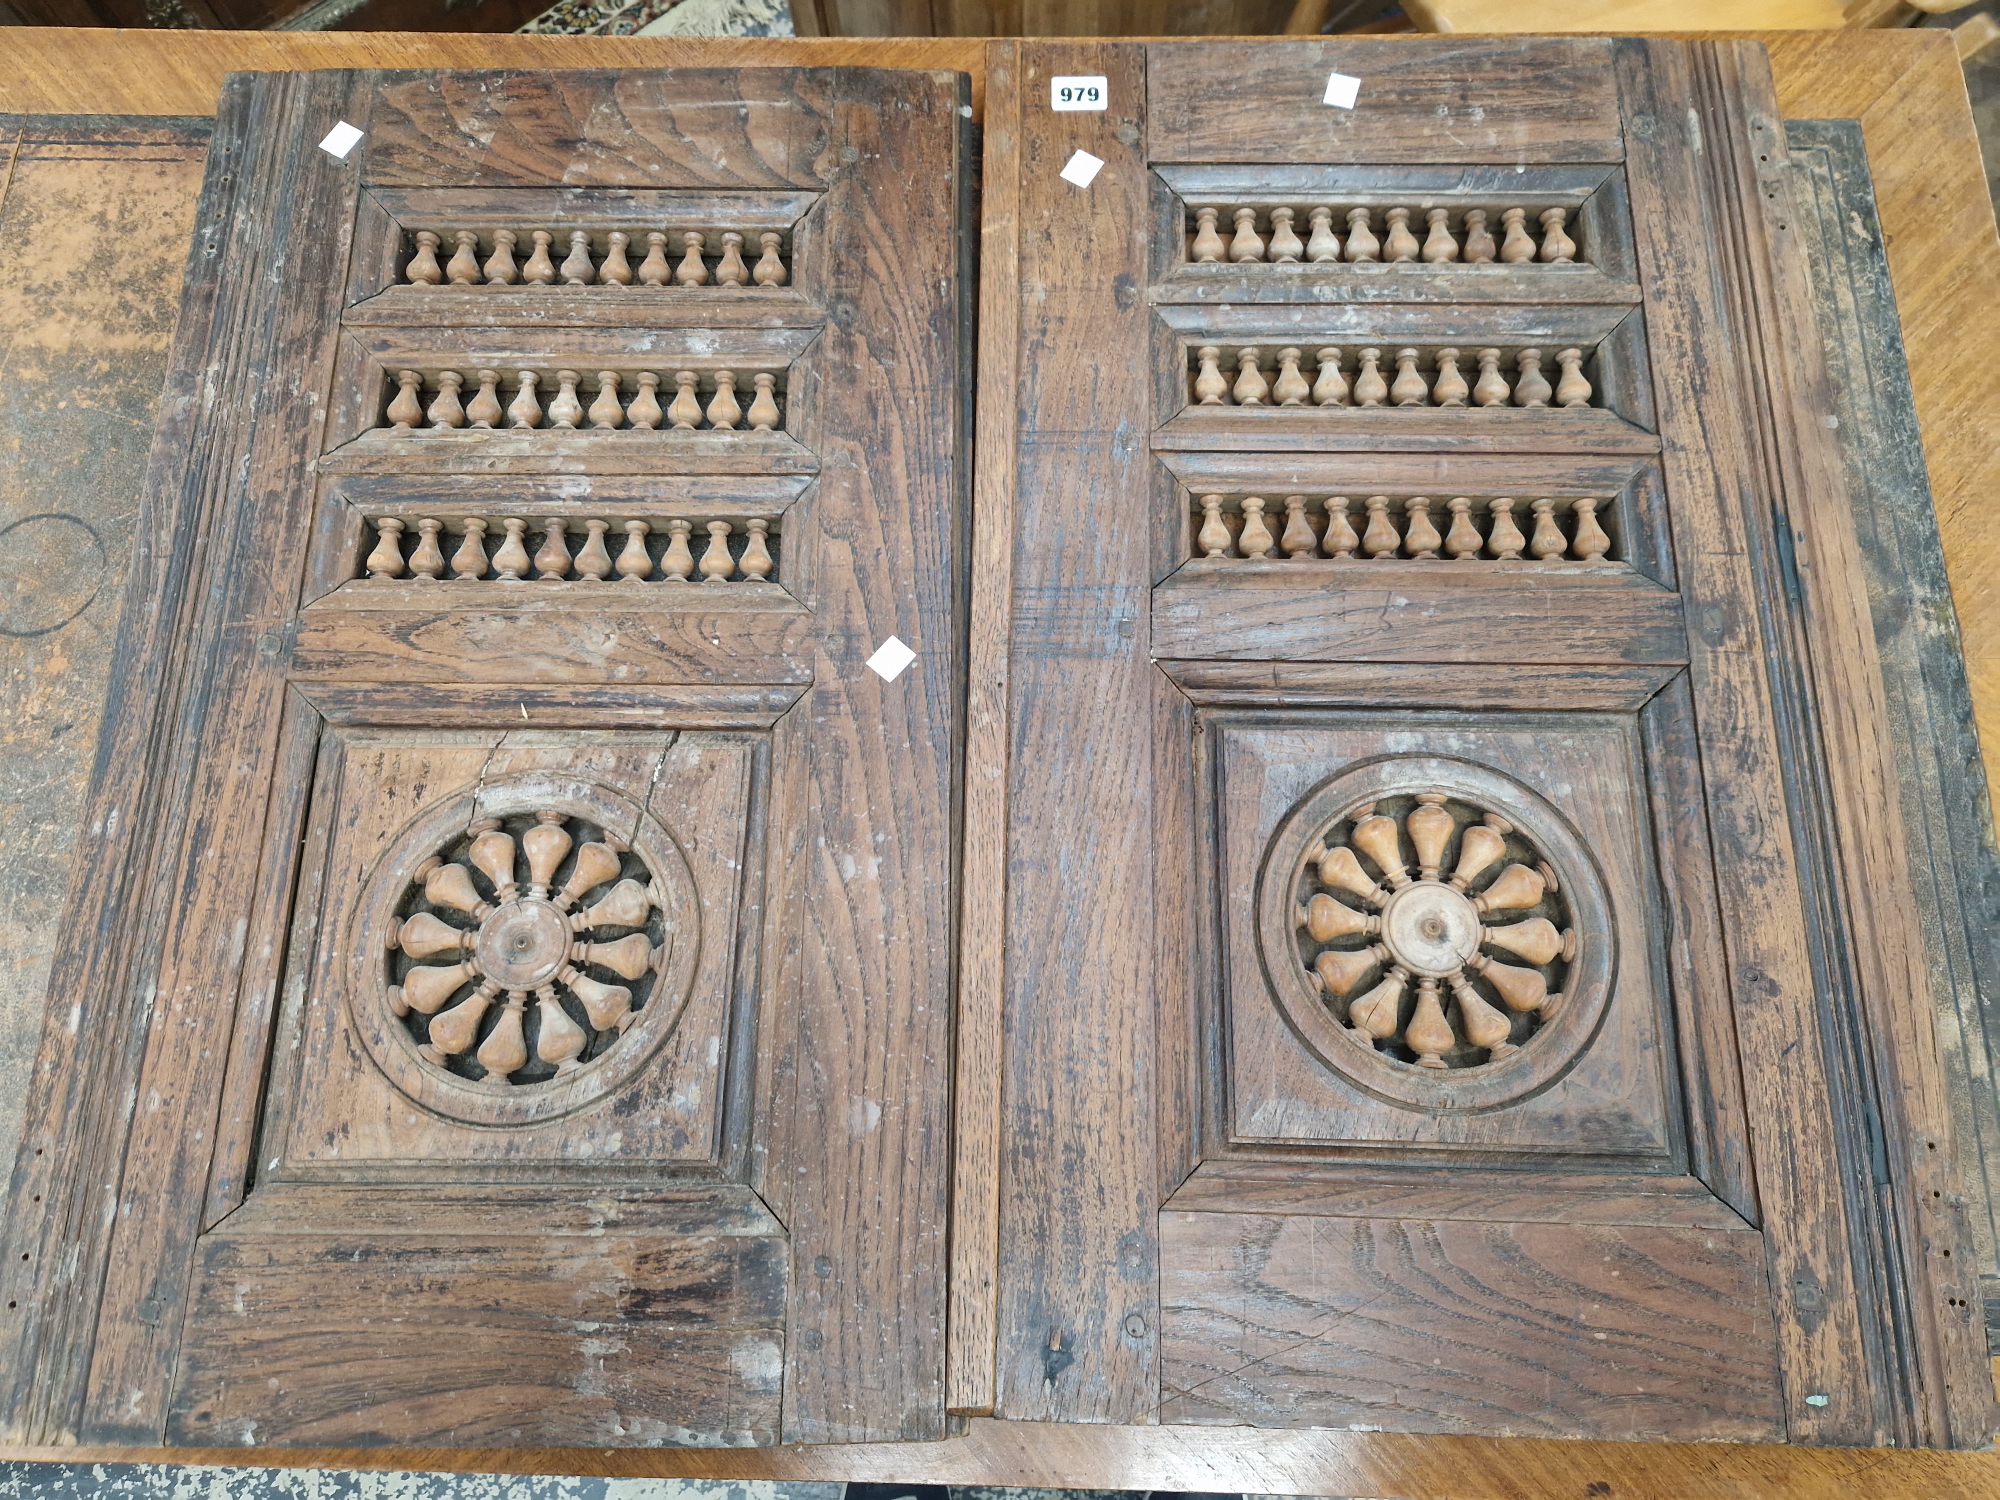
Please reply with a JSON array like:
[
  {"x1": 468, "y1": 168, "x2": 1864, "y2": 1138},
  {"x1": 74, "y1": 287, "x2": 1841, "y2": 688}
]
[{"x1": 1258, "y1": 758, "x2": 1614, "y2": 1109}]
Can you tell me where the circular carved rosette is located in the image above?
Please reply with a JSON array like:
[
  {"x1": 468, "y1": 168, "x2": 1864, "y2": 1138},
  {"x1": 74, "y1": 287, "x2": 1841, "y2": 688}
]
[
  {"x1": 347, "y1": 773, "x2": 700, "y2": 1127},
  {"x1": 1257, "y1": 756, "x2": 1616, "y2": 1111}
]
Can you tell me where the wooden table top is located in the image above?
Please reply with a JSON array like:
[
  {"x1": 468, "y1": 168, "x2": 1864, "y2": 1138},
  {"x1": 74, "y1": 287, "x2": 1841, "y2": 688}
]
[{"x1": 2, "y1": 25, "x2": 1997, "y2": 1499}]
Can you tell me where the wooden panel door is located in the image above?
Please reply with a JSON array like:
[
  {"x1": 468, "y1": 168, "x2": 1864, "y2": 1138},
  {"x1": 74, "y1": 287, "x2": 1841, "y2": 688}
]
[
  {"x1": 959, "y1": 37, "x2": 1993, "y2": 1448},
  {"x1": 0, "y1": 65, "x2": 970, "y2": 1449}
]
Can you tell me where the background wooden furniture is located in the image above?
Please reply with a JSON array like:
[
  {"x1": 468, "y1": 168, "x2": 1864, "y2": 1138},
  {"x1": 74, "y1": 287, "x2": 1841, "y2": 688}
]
[{"x1": 1, "y1": 24, "x2": 1997, "y2": 1498}]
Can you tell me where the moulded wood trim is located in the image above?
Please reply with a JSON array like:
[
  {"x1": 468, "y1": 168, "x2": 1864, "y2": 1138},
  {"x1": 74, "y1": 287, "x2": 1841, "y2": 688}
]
[
  {"x1": 294, "y1": 680, "x2": 809, "y2": 730},
  {"x1": 1157, "y1": 659, "x2": 1680, "y2": 713},
  {"x1": 1151, "y1": 408, "x2": 1662, "y2": 457}
]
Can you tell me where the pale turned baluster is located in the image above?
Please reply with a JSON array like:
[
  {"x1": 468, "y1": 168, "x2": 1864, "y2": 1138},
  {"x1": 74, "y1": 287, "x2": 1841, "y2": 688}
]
[
  {"x1": 556, "y1": 838, "x2": 626, "y2": 911},
  {"x1": 1344, "y1": 206, "x2": 1379, "y2": 262},
  {"x1": 1230, "y1": 207, "x2": 1266, "y2": 262},
  {"x1": 1450, "y1": 814, "x2": 1513, "y2": 890},
  {"x1": 1317, "y1": 945, "x2": 1387, "y2": 1000},
  {"x1": 747, "y1": 372, "x2": 781, "y2": 432},
  {"x1": 484, "y1": 229, "x2": 519, "y2": 285},
  {"x1": 547, "y1": 370, "x2": 585, "y2": 430},
  {"x1": 699, "y1": 520, "x2": 737, "y2": 581},
  {"x1": 1444, "y1": 497, "x2": 1482, "y2": 559},
  {"x1": 1268, "y1": 206, "x2": 1304, "y2": 262},
  {"x1": 1390, "y1": 347, "x2": 1428, "y2": 406},
  {"x1": 753, "y1": 231, "x2": 787, "y2": 285},
  {"x1": 1197, "y1": 494, "x2": 1231, "y2": 558},
  {"x1": 1301, "y1": 892, "x2": 1377, "y2": 941},
  {"x1": 1529, "y1": 498, "x2": 1566, "y2": 559},
  {"x1": 662, "y1": 519, "x2": 696, "y2": 580},
  {"x1": 410, "y1": 967, "x2": 481, "y2": 1026},
  {"x1": 1471, "y1": 951, "x2": 1548, "y2": 1012},
  {"x1": 1405, "y1": 791, "x2": 1454, "y2": 878},
  {"x1": 427, "y1": 370, "x2": 465, "y2": 429},
  {"x1": 1190, "y1": 206, "x2": 1225, "y2": 263},
  {"x1": 600, "y1": 230, "x2": 633, "y2": 285},
  {"x1": 1539, "y1": 206, "x2": 1577, "y2": 263},
  {"x1": 638, "y1": 231, "x2": 672, "y2": 286},
  {"x1": 626, "y1": 372, "x2": 664, "y2": 430},
  {"x1": 1402, "y1": 497, "x2": 1442, "y2": 559},
  {"x1": 560, "y1": 230, "x2": 596, "y2": 285},
  {"x1": 1311, "y1": 347, "x2": 1349, "y2": 406},
  {"x1": 396, "y1": 910, "x2": 468, "y2": 960},
  {"x1": 1350, "y1": 806, "x2": 1410, "y2": 887},
  {"x1": 1233, "y1": 349, "x2": 1269, "y2": 406},
  {"x1": 1237, "y1": 498, "x2": 1275, "y2": 559},
  {"x1": 578, "y1": 931, "x2": 654, "y2": 980},
  {"x1": 1421, "y1": 207, "x2": 1459, "y2": 263},
  {"x1": 1485, "y1": 498, "x2": 1525, "y2": 559},
  {"x1": 1383, "y1": 207, "x2": 1419, "y2": 262},
  {"x1": 406, "y1": 230, "x2": 443, "y2": 285},
  {"x1": 1461, "y1": 208, "x2": 1496, "y2": 263},
  {"x1": 1485, "y1": 917, "x2": 1570, "y2": 967},
  {"x1": 1361, "y1": 495, "x2": 1400, "y2": 559},
  {"x1": 1353, "y1": 347, "x2": 1388, "y2": 406},
  {"x1": 1318, "y1": 842, "x2": 1386, "y2": 904},
  {"x1": 535, "y1": 988, "x2": 589, "y2": 1072},
  {"x1": 1554, "y1": 347, "x2": 1592, "y2": 408},
  {"x1": 1194, "y1": 345, "x2": 1229, "y2": 405},
  {"x1": 574, "y1": 519, "x2": 613, "y2": 580},
  {"x1": 419, "y1": 983, "x2": 495, "y2": 1063},
  {"x1": 1498, "y1": 207, "x2": 1534, "y2": 263},
  {"x1": 1406, "y1": 978, "x2": 1455, "y2": 1068},
  {"x1": 508, "y1": 369, "x2": 542, "y2": 428},
  {"x1": 1474, "y1": 861, "x2": 1547, "y2": 912},
  {"x1": 589, "y1": 371, "x2": 624, "y2": 429},
  {"x1": 1280, "y1": 495, "x2": 1317, "y2": 559},
  {"x1": 1272, "y1": 347, "x2": 1310, "y2": 406},
  {"x1": 1472, "y1": 347, "x2": 1509, "y2": 407},
  {"x1": 1344, "y1": 965, "x2": 1405, "y2": 1038},
  {"x1": 366, "y1": 518, "x2": 406, "y2": 579},
  {"x1": 676, "y1": 231, "x2": 710, "y2": 286},
  {"x1": 450, "y1": 517, "x2": 489, "y2": 579},
  {"x1": 477, "y1": 992, "x2": 531, "y2": 1079},
  {"x1": 465, "y1": 370, "x2": 503, "y2": 429},
  {"x1": 1305, "y1": 207, "x2": 1340, "y2": 262},
  {"x1": 706, "y1": 370, "x2": 742, "y2": 430},
  {"x1": 617, "y1": 520, "x2": 654, "y2": 581},
  {"x1": 1450, "y1": 974, "x2": 1516, "y2": 1057},
  {"x1": 741, "y1": 518, "x2": 774, "y2": 579},
  {"x1": 386, "y1": 370, "x2": 424, "y2": 430},
  {"x1": 668, "y1": 371, "x2": 704, "y2": 429},
  {"x1": 1431, "y1": 347, "x2": 1468, "y2": 407},
  {"x1": 446, "y1": 230, "x2": 482, "y2": 285},
  {"x1": 523, "y1": 230, "x2": 557, "y2": 285},
  {"x1": 421, "y1": 857, "x2": 492, "y2": 920},
  {"x1": 562, "y1": 965, "x2": 633, "y2": 1031},
  {"x1": 716, "y1": 231, "x2": 750, "y2": 287},
  {"x1": 409, "y1": 518, "x2": 446, "y2": 580},
  {"x1": 1321, "y1": 496, "x2": 1359, "y2": 559},
  {"x1": 534, "y1": 518, "x2": 571, "y2": 580},
  {"x1": 1571, "y1": 497, "x2": 1611, "y2": 561},
  {"x1": 468, "y1": 819, "x2": 518, "y2": 901},
  {"x1": 493, "y1": 518, "x2": 532, "y2": 581},
  {"x1": 522, "y1": 809, "x2": 572, "y2": 896},
  {"x1": 1514, "y1": 348, "x2": 1552, "y2": 408}
]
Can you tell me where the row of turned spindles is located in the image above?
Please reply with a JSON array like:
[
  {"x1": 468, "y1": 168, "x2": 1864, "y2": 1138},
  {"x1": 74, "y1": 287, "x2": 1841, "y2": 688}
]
[
  {"x1": 363, "y1": 516, "x2": 776, "y2": 583},
  {"x1": 1187, "y1": 205, "x2": 1579, "y2": 266},
  {"x1": 382, "y1": 368, "x2": 782, "y2": 433},
  {"x1": 403, "y1": 228, "x2": 788, "y2": 287},
  {"x1": 1193, "y1": 495, "x2": 1614, "y2": 562},
  {"x1": 1192, "y1": 345, "x2": 1592, "y2": 410}
]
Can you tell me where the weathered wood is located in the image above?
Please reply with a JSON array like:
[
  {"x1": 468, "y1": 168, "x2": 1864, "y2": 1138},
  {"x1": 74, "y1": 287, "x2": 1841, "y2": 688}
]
[{"x1": 1167, "y1": 1164, "x2": 1752, "y2": 1227}]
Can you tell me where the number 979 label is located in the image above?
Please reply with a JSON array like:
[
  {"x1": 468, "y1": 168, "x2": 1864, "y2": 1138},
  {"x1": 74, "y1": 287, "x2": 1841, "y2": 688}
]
[{"x1": 1050, "y1": 76, "x2": 1108, "y2": 112}]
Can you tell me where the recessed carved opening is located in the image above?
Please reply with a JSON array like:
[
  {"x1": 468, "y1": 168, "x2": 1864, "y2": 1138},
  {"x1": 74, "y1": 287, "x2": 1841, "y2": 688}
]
[
  {"x1": 399, "y1": 225, "x2": 792, "y2": 289},
  {"x1": 1187, "y1": 492, "x2": 1619, "y2": 564},
  {"x1": 1182, "y1": 202, "x2": 1587, "y2": 267},
  {"x1": 1187, "y1": 342, "x2": 1601, "y2": 411}
]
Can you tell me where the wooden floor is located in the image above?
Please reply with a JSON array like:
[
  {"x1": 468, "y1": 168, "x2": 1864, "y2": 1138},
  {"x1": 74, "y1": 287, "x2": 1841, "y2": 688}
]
[{"x1": 1, "y1": 24, "x2": 1997, "y2": 1498}]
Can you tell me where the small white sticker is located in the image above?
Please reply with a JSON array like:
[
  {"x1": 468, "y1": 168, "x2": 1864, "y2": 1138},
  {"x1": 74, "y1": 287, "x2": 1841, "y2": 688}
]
[
  {"x1": 866, "y1": 636, "x2": 916, "y2": 682},
  {"x1": 1323, "y1": 72, "x2": 1361, "y2": 110},
  {"x1": 1060, "y1": 150, "x2": 1104, "y2": 189},
  {"x1": 1050, "y1": 75, "x2": 1109, "y2": 112},
  {"x1": 318, "y1": 120, "x2": 364, "y2": 159}
]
